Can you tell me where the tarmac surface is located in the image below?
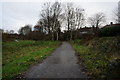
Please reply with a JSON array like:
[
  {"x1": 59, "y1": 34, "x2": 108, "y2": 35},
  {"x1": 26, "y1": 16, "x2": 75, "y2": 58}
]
[{"x1": 24, "y1": 42, "x2": 87, "y2": 78}]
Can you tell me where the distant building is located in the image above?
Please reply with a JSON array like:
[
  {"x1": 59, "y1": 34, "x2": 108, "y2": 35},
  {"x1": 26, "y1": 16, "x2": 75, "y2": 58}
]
[
  {"x1": 78, "y1": 26, "x2": 97, "y2": 35},
  {"x1": 102, "y1": 22, "x2": 120, "y2": 29}
]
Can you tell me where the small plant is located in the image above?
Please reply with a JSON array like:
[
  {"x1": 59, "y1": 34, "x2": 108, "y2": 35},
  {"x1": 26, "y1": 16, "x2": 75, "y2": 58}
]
[
  {"x1": 105, "y1": 59, "x2": 120, "y2": 79},
  {"x1": 71, "y1": 37, "x2": 120, "y2": 79}
]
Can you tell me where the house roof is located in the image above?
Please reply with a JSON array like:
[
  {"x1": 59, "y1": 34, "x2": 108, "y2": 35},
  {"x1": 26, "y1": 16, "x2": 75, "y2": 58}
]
[
  {"x1": 102, "y1": 23, "x2": 120, "y2": 29},
  {"x1": 78, "y1": 26, "x2": 97, "y2": 31}
]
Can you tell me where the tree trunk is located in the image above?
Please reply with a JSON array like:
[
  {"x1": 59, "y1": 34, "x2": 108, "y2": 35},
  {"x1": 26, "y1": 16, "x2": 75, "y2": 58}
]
[
  {"x1": 52, "y1": 32, "x2": 54, "y2": 41},
  {"x1": 70, "y1": 30, "x2": 72, "y2": 40},
  {"x1": 75, "y1": 29, "x2": 78, "y2": 39},
  {"x1": 51, "y1": 26, "x2": 54, "y2": 41},
  {"x1": 67, "y1": 18, "x2": 70, "y2": 41},
  {"x1": 68, "y1": 18, "x2": 70, "y2": 31},
  {"x1": 56, "y1": 32, "x2": 58, "y2": 41}
]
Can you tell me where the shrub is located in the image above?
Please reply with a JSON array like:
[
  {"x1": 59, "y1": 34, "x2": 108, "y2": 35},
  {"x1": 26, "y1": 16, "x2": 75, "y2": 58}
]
[
  {"x1": 105, "y1": 59, "x2": 120, "y2": 79},
  {"x1": 99, "y1": 24, "x2": 120, "y2": 36},
  {"x1": 72, "y1": 37, "x2": 120, "y2": 79}
]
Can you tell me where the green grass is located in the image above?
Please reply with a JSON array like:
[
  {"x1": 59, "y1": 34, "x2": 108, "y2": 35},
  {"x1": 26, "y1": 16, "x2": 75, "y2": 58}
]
[
  {"x1": 70, "y1": 37, "x2": 120, "y2": 79},
  {"x1": 2, "y1": 40, "x2": 60, "y2": 78}
]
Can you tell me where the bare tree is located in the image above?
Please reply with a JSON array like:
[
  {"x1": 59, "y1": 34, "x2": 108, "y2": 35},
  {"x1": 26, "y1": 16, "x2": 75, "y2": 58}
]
[
  {"x1": 74, "y1": 7, "x2": 85, "y2": 39},
  {"x1": 37, "y1": 2, "x2": 86, "y2": 40},
  {"x1": 39, "y1": 1, "x2": 62, "y2": 40},
  {"x1": 69, "y1": 7, "x2": 76, "y2": 40},
  {"x1": 118, "y1": 1, "x2": 120, "y2": 23},
  {"x1": 51, "y1": 1, "x2": 62, "y2": 40},
  {"x1": 64, "y1": 3, "x2": 85, "y2": 40},
  {"x1": 65, "y1": 3, "x2": 73, "y2": 31},
  {"x1": 64, "y1": 3, "x2": 74, "y2": 40},
  {"x1": 75, "y1": 8, "x2": 85, "y2": 29},
  {"x1": 18, "y1": 24, "x2": 32, "y2": 35},
  {"x1": 88, "y1": 12, "x2": 106, "y2": 28},
  {"x1": 113, "y1": 1, "x2": 120, "y2": 23},
  {"x1": 40, "y1": 2, "x2": 52, "y2": 34}
]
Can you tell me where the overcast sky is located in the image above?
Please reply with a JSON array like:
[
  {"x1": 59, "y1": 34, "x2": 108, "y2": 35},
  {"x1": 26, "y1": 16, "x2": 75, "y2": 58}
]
[{"x1": 0, "y1": 0, "x2": 120, "y2": 33}]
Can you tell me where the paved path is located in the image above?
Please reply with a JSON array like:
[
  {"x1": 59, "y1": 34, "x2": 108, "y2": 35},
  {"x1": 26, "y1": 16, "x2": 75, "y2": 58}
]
[{"x1": 24, "y1": 42, "x2": 87, "y2": 78}]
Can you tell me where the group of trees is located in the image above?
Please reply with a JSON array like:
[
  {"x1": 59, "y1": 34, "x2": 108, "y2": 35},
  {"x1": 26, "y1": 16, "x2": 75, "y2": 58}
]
[
  {"x1": 88, "y1": 12, "x2": 106, "y2": 28},
  {"x1": 17, "y1": 1, "x2": 119, "y2": 41},
  {"x1": 19, "y1": 2, "x2": 86, "y2": 40},
  {"x1": 0, "y1": 29, "x2": 15, "y2": 34},
  {"x1": 64, "y1": 3, "x2": 85, "y2": 40}
]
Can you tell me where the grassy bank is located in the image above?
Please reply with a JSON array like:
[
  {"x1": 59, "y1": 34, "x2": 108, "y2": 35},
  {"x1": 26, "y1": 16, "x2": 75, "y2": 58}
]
[
  {"x1": 2, "y1": 40, "x2": 60, "y2": 78},
  {"x1": 71, "y1": 37, "x2": 120, "y2": 79}
]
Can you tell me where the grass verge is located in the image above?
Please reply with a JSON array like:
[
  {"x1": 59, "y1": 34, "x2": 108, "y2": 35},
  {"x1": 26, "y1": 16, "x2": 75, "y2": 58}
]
[
  {"x1": 70, "y1": 37, "x2": 120, "y2": 79},
  {"x1": 2, "y1": 40, "x2": 60, "y2": 79}
]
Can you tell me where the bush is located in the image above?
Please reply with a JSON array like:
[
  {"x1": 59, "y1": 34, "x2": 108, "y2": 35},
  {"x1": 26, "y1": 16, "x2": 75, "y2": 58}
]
[
  {"x1": 72, "y1": 37, "x2": 120, "y2": 79},
  {"x1": 105, "y1": 59, "x2": 120, "y2": 79},
  {"x1": 99, "y1": 24, "x2": 120, "y2": 36}
]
